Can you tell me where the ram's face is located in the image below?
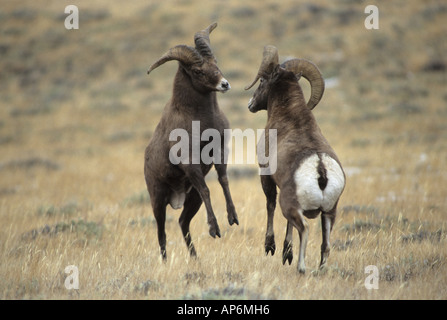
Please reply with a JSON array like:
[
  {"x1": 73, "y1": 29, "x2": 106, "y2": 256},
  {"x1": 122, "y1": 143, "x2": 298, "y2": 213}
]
[
  {"x1": 247, "y1": 65, "x2": 297, "y2": 113},
  {"x1": 247, "y1": 78, "x2": 267, "y2": 113},
  {"x1": 186, "y1": 61, "x2": 230, "y2": 94}
]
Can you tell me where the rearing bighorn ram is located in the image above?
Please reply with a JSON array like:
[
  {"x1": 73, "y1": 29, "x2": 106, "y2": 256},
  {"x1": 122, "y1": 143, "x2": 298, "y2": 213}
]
[
  {"x1": 144, "y1": 23, "x2": 239, "y2": 261},
  {"x1": 245, "y1": 46, "x2": 345, "y2": 273}
]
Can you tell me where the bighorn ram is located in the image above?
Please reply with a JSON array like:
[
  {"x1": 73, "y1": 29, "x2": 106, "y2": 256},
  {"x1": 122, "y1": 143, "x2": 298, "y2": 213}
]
[
  {"x1": 144, "y1": 23, "x2": 239, "y2": 260},
  {"x1": 245, "y1": 45, "x2": 345, "y2": 273}
]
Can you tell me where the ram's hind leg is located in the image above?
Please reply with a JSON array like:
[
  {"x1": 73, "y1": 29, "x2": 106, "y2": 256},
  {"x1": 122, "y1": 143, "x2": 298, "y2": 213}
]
[
  {"x1": 282, "y1": 222, "x2": 293, "y2": 265},
  {"x1": 261, "y1": 175, "x2": 277, "y2": 256},
  {"x1": 279, "y1": 187, "x2": 309, "y2": 274},
  {"x1": 179, "y1": 188, "x2": 203, "y2": 258},
  {"x1": 294, "y1": 210, "x2": 309, "y2": 274},
  {"x1": 320, "y1": 204, "x2": 337, "y2": 268}
]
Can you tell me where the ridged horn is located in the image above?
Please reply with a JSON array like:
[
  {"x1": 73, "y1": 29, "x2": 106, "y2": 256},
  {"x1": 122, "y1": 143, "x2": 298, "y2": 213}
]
[
  {"x1": 245, "y1": 45, "x2": 279, "y2": 90},
  {"x1": 147, "y1": 45, "x2": 203, "y2": 75},
  {"x1": 281, "y1": 59, "x2": 325, "y2": 110},
  {"x1": 194, "y1": 22, "x2": 217, "y2": 59}
]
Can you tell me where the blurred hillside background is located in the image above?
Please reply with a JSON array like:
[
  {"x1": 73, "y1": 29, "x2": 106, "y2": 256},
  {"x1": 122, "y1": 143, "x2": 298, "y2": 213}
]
[
  {"x1": 1, "y1": 0, "x2": 446, "y2": 299},
  {"x1": 1, "y1": 0, "x2": 446, "y2": 165}
]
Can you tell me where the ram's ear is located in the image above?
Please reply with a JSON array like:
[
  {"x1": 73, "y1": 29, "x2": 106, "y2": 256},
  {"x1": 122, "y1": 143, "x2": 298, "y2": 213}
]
[
  {"x1": 271, "y1": 64, "x2": 284, "y2": 82},
  {"x1": 273, "y1": 64, "x2": 282, "y2": 73},
  {"x1": 295, "y1": 72, "x2": 302, "y2": 81}
]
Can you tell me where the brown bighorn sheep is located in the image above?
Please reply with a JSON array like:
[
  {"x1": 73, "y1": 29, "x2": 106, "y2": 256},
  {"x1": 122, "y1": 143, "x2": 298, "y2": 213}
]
[
  {"x1": 245, "y1": 45, "x2": 345, "y2": 273},
  {"x1": 144, "y1": 23, "x2": 239, "y2": 261}
]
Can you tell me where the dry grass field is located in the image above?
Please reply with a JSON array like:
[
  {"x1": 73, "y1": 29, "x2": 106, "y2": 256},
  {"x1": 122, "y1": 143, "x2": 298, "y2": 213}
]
[{"x1": 1, "y1": 0, "x2": 446, "y2": 300}]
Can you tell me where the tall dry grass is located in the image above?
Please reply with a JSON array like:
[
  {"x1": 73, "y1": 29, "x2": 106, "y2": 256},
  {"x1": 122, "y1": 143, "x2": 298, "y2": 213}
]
[{"x1": 1, "y1": 0, "x2": 446, "y2": 299}]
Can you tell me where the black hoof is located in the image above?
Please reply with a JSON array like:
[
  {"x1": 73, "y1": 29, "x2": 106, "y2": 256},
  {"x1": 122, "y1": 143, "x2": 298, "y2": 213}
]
[
  {"x1": 265, "y1": 234, "x2": 276, "y2": 256},
  {"x1": 282, "y1": 242, "x2": 293, "y2": 265},
  {"x1": 209, "y1": 225, "x2": 221, "y2": 238},
  {"x1": 228, "y1": 214, "x2": 239, "y2": 226}
]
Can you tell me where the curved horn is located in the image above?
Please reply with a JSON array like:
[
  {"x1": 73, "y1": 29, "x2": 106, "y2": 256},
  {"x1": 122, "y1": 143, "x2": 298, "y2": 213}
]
[
  {"x1": 147, "y1": 45, "x2": 203, "y2": 75},
  {"x1": 244, "y1": 45, "x2": 279, "y2": 90},
  {"x1": 194, "y1": 22, "x2": 217, "y2": 59},
  {"x1": 281, "y1": 59, "x2": 325, "y2": 110}
]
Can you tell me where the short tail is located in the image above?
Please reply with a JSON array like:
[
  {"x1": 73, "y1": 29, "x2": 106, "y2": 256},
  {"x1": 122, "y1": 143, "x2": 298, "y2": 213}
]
[{"x1": 317, "y1": 156, "x2": 328, "y2": 191}]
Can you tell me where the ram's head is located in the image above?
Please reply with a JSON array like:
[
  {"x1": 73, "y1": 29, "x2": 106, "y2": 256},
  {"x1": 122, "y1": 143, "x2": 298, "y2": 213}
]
[
  {"x1": 147, "y1": 23, "x2": 230, "y2": 93},
  {"x1": 245, "y1": 45, "x2": 324, "y2": 112}
]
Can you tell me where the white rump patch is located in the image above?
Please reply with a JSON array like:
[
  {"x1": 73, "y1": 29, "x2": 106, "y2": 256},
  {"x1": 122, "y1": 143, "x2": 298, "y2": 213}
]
[
  {"x1": 320, "y1": 154, "x2": 345, "y2": 211},
  {"x1": 294, "y1": 153, "x2": 345, "y2": 212},
  {"x1": 294, "y1": 154, "x2": 322, "y2": 211}
]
